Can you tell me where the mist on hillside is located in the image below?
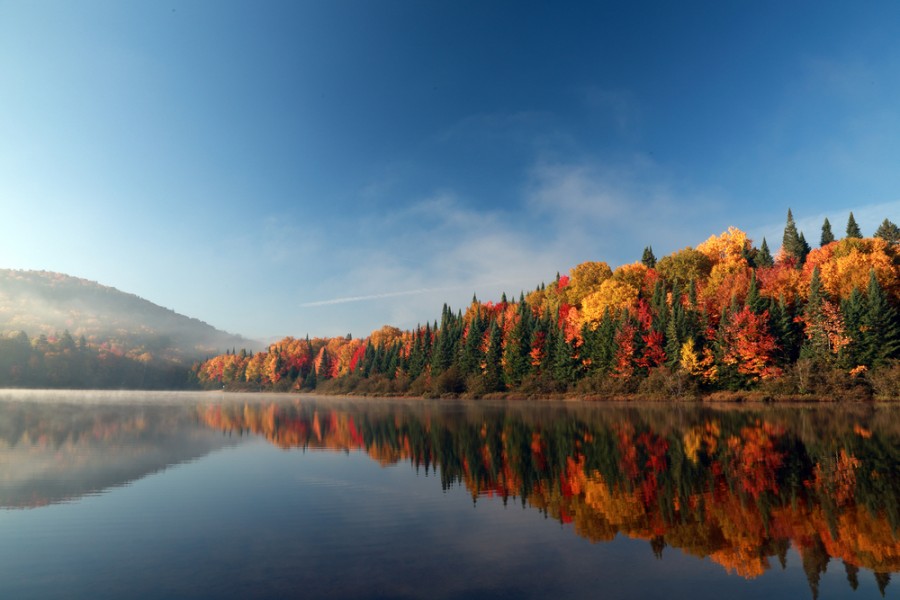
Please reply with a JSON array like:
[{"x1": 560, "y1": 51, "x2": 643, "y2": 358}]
[{"x1": 0, "y1": 269, "x2": 259, "y2": 362}]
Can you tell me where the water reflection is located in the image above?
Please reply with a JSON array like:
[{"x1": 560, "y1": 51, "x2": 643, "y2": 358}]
[
  {"x1": 198, "y1": 399, "x2": 900, "y2": 596},
  {"x1": 1, "y1": 394, "x2": 897, "y2": 598}
]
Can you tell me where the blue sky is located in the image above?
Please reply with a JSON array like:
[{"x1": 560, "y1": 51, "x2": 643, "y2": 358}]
[{"x1": 2, "y1": 1, "x2": 900, "y2": 341}]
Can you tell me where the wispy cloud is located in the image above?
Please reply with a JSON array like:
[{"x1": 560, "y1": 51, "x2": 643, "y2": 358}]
[{"x1": 300, "y1": 285, "x2": 467, "y2": 307}]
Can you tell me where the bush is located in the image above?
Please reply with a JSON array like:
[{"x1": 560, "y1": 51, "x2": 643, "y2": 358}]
[
  {"x1": 867, "y1": 361, "x2": 900, "y2": 401},
  {"x1": 637, "y1": 367, "x2": 700, "y2": 401}
]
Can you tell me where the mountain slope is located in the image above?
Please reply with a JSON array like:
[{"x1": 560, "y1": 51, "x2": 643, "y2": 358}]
[{"x1": 0, "y1": 269, "x2": 256, "y2": 362}]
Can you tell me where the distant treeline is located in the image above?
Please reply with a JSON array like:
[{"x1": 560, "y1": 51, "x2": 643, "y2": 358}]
[
  {"x1": 196, "y1": 212, "x2": 900, "y2": 400},
  {"x1": 0, "y1": 330, "x2": 194, "y2": 390}
]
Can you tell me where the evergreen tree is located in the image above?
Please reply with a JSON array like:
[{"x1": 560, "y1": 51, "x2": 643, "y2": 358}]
[
  {"x1": 874, "y1": 218, "x2": 900, "y2": 244},
  {"x1": 482, "y1": 321, "x2": 504, "y2": 393},
  {"x1": 798, "y1": 231, "x2": 811, "y2": 263},
  {"x1": 641, "y1": 246, "x2": 657, "y2": 268},
  {"x1": 317, "y1": 348, "x2": 332, "y2": 380},
  {"x1": 459, "y1": 307, "x2": 485, "y2": 375},
  {"x1": 552, "y1": 328, "x2": 578, "y2": 387},
  {"x1": 782, "y1": 209, "x2": 806, "y2": 263},
  {"x1": 756, "y1": 237, "x2": 774, "y2": 267},
  {"x1": 800, "y1": 267, "x2": 832, "y2": 362},
  {"x1": 503, "y1": 299, "x2": 533, "y2": 387},
  {"x1": 746, "y1": 271, "x2": 766, "y2": 314},
  {"x1": 861, "y1": 270, "x2": 900, "y2": 366},
  {"x1": 664, "y1": 308, "x2": 682, "y2": 369},
  {"x1": 770, "y1": 294, "x2": 800, "y2": 365},
  {"x1": 820, "y1": 217, "x2": 835, "y2": 246},
  {"x1": 840, "y1": 287, "x2": 866, "y2": 368},
  {"x1": 846, "y1": 211, "x2": 862, "y2": 238}
]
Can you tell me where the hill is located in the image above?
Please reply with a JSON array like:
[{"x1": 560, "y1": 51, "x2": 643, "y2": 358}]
[{"x1": 0, "y1": 269, "x2": 256, "y2": 363}]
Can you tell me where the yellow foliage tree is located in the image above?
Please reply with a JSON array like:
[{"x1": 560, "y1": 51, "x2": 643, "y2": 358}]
[
  {"x1": 803, "y1": 237, "x2": 900, "y2": 300},
  {"x1": 611, "y1": 262, "x2": 649, "y2": 292},
  {"x1": 580, "y1": 279, "x2": 638, "y2": 328},
  {"x1": 656, "y1": 247, "x2": 713, "y2": 286},
  {"x1": 696, "y1": 226, "x2": 752, "y2": 266},
  {"x1": 565, "y1": 261, "x2": 613, "y2": 306}
]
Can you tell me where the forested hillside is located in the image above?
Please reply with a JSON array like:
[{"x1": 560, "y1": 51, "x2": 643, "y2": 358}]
[
  {"x1": 0, "y1": 270, "x2": 254, "y2": 389},
  {"x1": 196, "y1": 212, "x2": 900, "y2": 400}
]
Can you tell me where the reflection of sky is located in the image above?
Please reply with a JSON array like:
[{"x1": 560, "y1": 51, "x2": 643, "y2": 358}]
[{"x1": 0, "y1": 442, "x2": 880, "y2": 600}]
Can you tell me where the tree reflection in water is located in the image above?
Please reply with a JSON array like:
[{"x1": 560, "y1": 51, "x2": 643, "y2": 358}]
[{"x1": 199, "y1": 400, "x2": 899, "y2": 597}]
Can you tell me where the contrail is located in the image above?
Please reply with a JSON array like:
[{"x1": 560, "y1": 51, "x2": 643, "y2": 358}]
[
  {"x1": 299, "y1": 279, "x2": 527, "y2": 308},
  {"x1": 299, "y1": 286, "x2": 462, "y2": 307}
]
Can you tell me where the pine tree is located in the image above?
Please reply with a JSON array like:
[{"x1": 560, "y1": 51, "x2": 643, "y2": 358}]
[
  {"x1": 756, "y1": 237, "x2": 774, "y2": 267},
  {"x1": 746, "y1": 271, "x2": 766, "y2": 314},
  {"x1": 782, "y1": 209, "x2": 807, "y2": 264},
  {"x1": 317, "y1": 348, "x2": 332, "y2": 380},
  {"x1": 874, "y1": 218, "x2": 900, "y2": 244},
  {"x1": 861, "y1": 270, "x2": 900, "y2": 366},
  {"x1": 482, "y1": 321, "x2": 504, "y2": 392},
  {"x1": 503, "y1": 299, "x2": 533, "y2": 387},
  {"x1": 840, "y1": 286, "x2": 866, "y2": 368},
  {"x1": 820, "y1": 218, "x2": 835, "y2": 246},
  {"x1": 846, "y1": 212, "x2": 862, "y2": 239},
  {"x1": 798, "y1": 231, "x2": 811, "y2": 263},
  {"x1": 552, "y1": 326, "x2": 578, "y2": 387},
  {"x1": 641, "y1": 246, "x2": 657, "y2": 268},
  {"x1": 459, "y1": 307, "x2": 485, "y2": 375}
]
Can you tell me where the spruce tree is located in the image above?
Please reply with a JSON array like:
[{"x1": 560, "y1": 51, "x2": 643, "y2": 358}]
[
  {"x1": 641, "y1": 246, "x2": 657, "y2": 268},
  {"x1": 861, "y1": 270, "x2": 900, "y2": 366},
  {"x1": 874, "y1": 218, "x2": 900, "y2": 244},
  {"x1": 800, "y1": 267, "x2": 830, "y2": 362},
  {"x1": 756, "y1": 238, "x2": 774, "y2": 267},
  {"x1": 552, "y1": 328, "x2": 578, "y2": 387},
  {"x1": 841, "y1": 287, "x2": 866, "y2": 368},
  {"x1": 798, "y1": 231, "x2": 811, "y2": 263},
  {"x1": 746, "y1": 271, "x2": 766, "y2": 314},
  {"x1": 503, "y1": 299, "x2": 533, "y2": 387},
  {"x1": 459, "y1": 308, "x2": 485, "y2": 376},
  {"x1": 820, "y1": 218, "x2": 835, "y2": 246},
  {"x1": 782, "y1": 209, "x2": 807, "y2": 264},
  {"x1": 482, "y1": 321, "x2": 504, "y2": 392},
  {"x1": 846, "y1": 212, "x2": 862, "y2": 238}
]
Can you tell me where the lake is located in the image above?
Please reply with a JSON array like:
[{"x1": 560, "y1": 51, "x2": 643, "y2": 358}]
[{"x1": 0, "y1": 391, "x2": 897, "y2": 599}]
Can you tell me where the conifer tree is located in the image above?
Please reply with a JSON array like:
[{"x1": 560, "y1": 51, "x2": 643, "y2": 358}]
[
  {"x1": 641, "y1": 246, "x2": 657, "y2": 268},
  {"x1": 874, "y1": 218, "x2": 900, "y2": 244},
  {"x1": 820, "y1": 218, "x2": 834, "y2": 246},
  {"x1": 756, "y1": 238, "x2": 774, "y2": 267},
  {"x1": 317, "y1": 348, "x2": 332, "y2": 380},
  {"x1": 782, "y1": 209, "x2": 807, "y2": 264},
  {"x1": 482, "y1": 321, "x2": 504, "y2": 392},
  {"x1": 746, "y1": 271, "x2": 765, "y2": 314},
  {"x1": 798, "y1": 231, "x2": 811, "y2": 263},
  {"x1": 846, "y1": 212, "x2": 862, "y2": 238},
  {"x1": 552, "y1": 326, "x2": 578, "y2": 387},
  {"x1": 861, "y1": 269, "x2": 900, "y2": 366},
  {"x1": 503, "y1": 299, "x2": 533, "y2": 387},
  {"x1": 459, "y1": 307, "x2": 485, "y2": 375},
  {"x1": 840, "y1": 286, "x2": 866, "y2": 368}
]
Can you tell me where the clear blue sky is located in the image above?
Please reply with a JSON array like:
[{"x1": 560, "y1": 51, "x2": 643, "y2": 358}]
[{"x1": 3, "y1": 1, "x2": 900, "y2": 340}]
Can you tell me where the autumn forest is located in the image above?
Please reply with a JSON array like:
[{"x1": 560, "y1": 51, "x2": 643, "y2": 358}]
[{"x1": 194, "y1": 211, "x2": 900, "y2": 401}]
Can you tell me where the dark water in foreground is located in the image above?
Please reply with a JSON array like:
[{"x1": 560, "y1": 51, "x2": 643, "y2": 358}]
[{"x1": 0, "y1": 391, "x2": 897, "y2": 599}]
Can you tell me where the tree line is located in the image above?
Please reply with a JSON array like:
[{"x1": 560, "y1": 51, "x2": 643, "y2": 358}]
[{"x1": 196, "y1": 211, "x2": 900, "y2": 400}]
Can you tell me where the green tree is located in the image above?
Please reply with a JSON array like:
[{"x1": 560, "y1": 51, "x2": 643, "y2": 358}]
[
  {"x1": 641, "y1": 246, "x2": 657, "y2": 268},
  {"x1": 755, "y1": 237, "x2": 774, "y2": 267},
  {"x1": 861, "y1": 269, "x2": 900, "y2": 367},
  {"x1": 781, "y1": 209, "x2": 807, "y2": 264},
  {"x1": 820, "y1": 217, "x2": 835, "y2": 246},
  {"x1": 846, "y1": 211, "x2": 862, "y2": 238},
  {"x1": 874, "y1": 218, "x2": 900, "y2": 244},
  {"x1": 482, "y1": 321, "x2": 504, "y2": 393}
]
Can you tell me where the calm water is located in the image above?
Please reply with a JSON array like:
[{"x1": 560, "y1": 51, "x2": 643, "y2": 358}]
[{"x1": 0, "y1": 391, "x2": 897, "y2": 599}]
